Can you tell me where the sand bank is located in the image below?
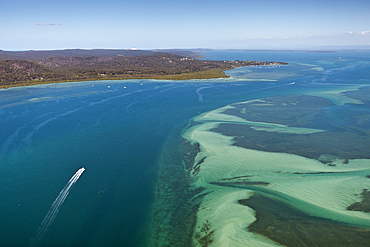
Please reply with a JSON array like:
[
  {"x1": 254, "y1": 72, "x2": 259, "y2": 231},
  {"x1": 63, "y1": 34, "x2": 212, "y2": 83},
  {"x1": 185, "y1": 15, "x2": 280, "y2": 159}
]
[
  {"x1": 307, "y1": 86, "x2": 364, "y2": 105},
  {"x1": 183, "y1": 97, "x2": 370, "y2": 246}
]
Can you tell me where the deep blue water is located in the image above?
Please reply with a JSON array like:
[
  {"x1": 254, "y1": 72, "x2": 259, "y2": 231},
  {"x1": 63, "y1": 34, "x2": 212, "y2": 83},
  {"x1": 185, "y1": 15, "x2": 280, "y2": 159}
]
[{"x1": 0, "y1": 51, "x2": 369, "y2": 246}]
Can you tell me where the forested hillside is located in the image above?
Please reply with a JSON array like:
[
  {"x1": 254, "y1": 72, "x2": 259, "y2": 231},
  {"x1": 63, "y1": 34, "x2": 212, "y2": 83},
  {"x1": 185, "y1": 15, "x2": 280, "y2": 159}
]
[{"x1": 0, "y1": 49, "x2": 287, "y2": 88}]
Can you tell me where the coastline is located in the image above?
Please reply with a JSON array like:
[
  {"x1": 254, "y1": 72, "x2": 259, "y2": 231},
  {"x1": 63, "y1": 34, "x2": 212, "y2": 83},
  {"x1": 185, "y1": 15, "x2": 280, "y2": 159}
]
[
  {"x1": 0, "y1": 68, "x2": 231, "y2": 89},
  {"x1": 0, "y1": 56, "x2": 288, "y2": 89}
]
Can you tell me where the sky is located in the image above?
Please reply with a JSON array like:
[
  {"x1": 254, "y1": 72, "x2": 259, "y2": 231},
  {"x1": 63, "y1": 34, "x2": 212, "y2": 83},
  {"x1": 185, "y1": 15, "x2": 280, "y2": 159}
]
[{"x1": 1, "y1": 0, "x2": 369, "y2": 50}]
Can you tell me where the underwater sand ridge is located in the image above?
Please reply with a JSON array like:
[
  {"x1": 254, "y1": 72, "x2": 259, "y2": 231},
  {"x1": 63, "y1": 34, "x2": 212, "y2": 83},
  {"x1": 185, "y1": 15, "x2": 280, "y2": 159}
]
[{"x1": 183, "y1": 92, "x2": 370, "y2": 246}]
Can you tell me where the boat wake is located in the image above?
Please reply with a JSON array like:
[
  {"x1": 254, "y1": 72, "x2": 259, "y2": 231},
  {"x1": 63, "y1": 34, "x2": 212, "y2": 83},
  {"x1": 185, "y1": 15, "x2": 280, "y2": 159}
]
[{"x1": 29, "y1": 168, "x2": 85, "y2": 247}]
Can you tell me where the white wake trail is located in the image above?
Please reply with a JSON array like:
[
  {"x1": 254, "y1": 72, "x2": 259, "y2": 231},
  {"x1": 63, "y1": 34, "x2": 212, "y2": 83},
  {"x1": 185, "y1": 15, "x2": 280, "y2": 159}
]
[
  {"x1": 30, "y1": 168, "x2": 85, "y2": 247},
  {"x1": 196, "y1": 86, "x2": 213, "y2": 102}
]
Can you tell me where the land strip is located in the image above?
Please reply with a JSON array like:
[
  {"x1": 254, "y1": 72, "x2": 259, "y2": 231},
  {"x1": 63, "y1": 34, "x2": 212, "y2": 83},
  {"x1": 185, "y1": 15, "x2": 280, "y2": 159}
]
[{"x1": 0, "y1": 49, "x2": 287, "y2": 88}]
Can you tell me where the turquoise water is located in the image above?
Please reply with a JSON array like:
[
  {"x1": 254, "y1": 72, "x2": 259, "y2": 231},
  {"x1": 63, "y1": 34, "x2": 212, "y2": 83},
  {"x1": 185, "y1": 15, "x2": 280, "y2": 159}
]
[{"x1": 0, "y1": 51, "x2": 369, "y2": 246}]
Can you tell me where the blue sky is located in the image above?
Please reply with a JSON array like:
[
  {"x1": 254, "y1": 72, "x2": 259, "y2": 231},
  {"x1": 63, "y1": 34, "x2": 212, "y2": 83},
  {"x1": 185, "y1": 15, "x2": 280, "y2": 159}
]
[{"x1": 1, "y1": 0, "x2": 369, "y2": 50}]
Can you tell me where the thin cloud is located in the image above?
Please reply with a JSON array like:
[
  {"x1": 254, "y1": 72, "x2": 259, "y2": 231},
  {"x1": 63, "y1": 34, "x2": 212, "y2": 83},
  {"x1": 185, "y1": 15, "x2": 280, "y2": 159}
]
[
  {"x1": 238, "y1": 31, "x2": 370, "y2": 48},
  {"x1": 37, "y1": 23, "x2": 62, "y2": 26},
  {"x1": 348, "y1": 31, "x2": 370, "y2": 35},
  {"x1": 358, "y1": 31, "x2": 370, "y2": 35},
  {"x1": 260, "y1": 31, "x2": 370, "y2": 41}
]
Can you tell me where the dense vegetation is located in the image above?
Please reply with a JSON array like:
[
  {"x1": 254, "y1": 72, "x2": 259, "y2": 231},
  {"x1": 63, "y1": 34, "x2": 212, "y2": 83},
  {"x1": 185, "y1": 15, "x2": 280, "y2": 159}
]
[{"x1": 0, "y1": 49, "x2": 287, "y2": 88}]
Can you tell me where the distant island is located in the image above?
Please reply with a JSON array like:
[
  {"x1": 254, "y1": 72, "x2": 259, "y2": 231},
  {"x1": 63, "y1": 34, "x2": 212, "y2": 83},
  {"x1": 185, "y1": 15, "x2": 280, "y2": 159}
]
[{"x1": 0, "y1": 49, "x2": 287, "y2": 88}]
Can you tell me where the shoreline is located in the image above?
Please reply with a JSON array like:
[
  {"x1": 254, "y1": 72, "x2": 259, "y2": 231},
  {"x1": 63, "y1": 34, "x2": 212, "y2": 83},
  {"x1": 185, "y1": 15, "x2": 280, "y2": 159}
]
[
  {"x1": 0, "y1": 69, "x2": 228, "y2": 89},
  {"x1": 0, "y1": 61, "x2": 288, "y2": 89}
]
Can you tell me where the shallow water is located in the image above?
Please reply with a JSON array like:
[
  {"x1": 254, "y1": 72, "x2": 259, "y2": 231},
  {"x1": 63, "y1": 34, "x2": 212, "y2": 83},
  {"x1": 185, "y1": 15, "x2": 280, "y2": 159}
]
[
  {"x1": 184, "y1": 51, "x2": 370, "y2": 246},
  {"x1": 0, "y1": 51, "x2": 369, "y2": 246}
]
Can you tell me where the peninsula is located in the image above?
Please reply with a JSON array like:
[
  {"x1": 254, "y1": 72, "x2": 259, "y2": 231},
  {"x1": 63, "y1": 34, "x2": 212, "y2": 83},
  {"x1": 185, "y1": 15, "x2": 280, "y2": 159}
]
[{"x1": 0, "y1": 49, "x2": 287, "y2": 88}]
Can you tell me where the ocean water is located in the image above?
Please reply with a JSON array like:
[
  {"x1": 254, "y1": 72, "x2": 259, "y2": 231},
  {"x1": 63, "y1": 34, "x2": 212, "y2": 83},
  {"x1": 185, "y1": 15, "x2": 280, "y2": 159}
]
[{"x1": 0, "y1": 51, "x2": 370, "y2": 246}]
